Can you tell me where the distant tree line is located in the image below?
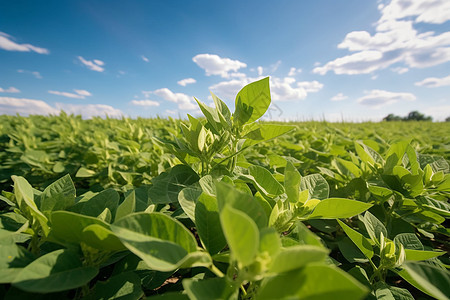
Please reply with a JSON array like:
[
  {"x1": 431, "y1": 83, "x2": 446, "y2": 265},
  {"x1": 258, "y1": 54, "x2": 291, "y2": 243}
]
[{"x1": 383, "y1": 111, "x2": 433, "y2": 122}]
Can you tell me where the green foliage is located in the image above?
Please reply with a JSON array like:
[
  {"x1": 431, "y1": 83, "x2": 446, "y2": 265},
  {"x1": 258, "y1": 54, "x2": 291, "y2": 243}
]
[{"x1": 0, "y1": 78, "x2": 448, "y2": 299}]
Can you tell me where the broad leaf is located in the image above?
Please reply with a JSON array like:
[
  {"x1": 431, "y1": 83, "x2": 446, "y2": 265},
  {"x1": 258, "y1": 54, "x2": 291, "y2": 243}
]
[
  {"x1": 111, "y1": 212, "x2": 211, "y2": 271},
  {"x1": 12, "y1": 249, "x2": 98, "y2": 293},
  {"x1": 307, "y1": 198, "x2": 372, "y2": 219},
  {"x1": 257, "y1": 264, "x2": 368, "y2": 299},
  {"x1": 195, "y1": 193, "x2": 227, "y2": 255},
  {"x1": 300, "y1": 174, "x2": 329, "y2": 200},
  {"x1": 40, "y1": 174, "x2": 75, "y2": 213},
  {"x1": 234, "y1": 77, "x2": 271, "y2": 125},
  {"x1": 220, "y1": 205, "x2": 259, "y2": 267}
]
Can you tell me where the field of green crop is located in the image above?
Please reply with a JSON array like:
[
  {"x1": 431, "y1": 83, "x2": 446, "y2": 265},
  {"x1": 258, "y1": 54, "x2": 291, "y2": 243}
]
[{"x1": 1, "y1": 78, "x2": 449, "y2": 299}]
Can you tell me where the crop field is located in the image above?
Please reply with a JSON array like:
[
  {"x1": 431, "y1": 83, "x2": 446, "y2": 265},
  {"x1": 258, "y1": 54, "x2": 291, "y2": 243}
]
[{"x1": 0, "y1": 78, "x2": 449, "y2": 299}]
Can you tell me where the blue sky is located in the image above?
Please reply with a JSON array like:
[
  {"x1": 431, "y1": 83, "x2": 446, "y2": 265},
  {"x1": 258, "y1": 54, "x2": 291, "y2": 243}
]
[{"x1": 1, "y1": 0, "x2": 450, "y2": 121}]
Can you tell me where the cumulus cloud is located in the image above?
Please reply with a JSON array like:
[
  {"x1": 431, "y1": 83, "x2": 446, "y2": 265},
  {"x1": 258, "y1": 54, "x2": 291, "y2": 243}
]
[
  {"x1": 141, "y1": 55, "x2": 149, "y2": 62},
  {"x1": 48, "y1": 89, "x2": 92, "y2": 99},
  {"x1": 0, "y1": 96, "x2": 122, "y2": 118},
  {"x1": 55, "y1": 103, "x2": 123, "y2": 118},
  {"x1": 131, "y1": 99, "x2": 160, "y2": 107},
  {"x1": 331, "y1": 93, "x2": 348, "y2": 101},
  {"x1": 177, "y1": 78, "x2": 196, "y2": 86},
  {"x1": 0, "y1": 32, "x2": 49, "y2": 54},
  {"x1": 0, "y1": 97, "x2": 58, "y2": 115},
  {"x1": 357, "y1": 89, "x2": 416, "y2": 108},
  {"x1": 77, "y1": 56, "x2": 105, "y2": 72},
  {"x1": 415, "y1": 75, "x2": 450, "y2": 88},
  {"x1": 192, "y1": 54, "x2": 247, "y2": 78},
  {"x1": 313, "y1": 0, "x2": 450, "y2": 75},
  {"x1": 209, "y1": 76, "x2": 323, "y2": 102},
  {"x1": 17, "y1": 69, "x2": 42, "y2": 79},
  {"x1": 145, "y1": 88, "x2": 197, "y2": 110},
  {"x1": 0, "y1": 87, "x2": 20, "y2": 93},
  {"x1": 288, "y1": 67, "x2": 302, "y2": 76}
]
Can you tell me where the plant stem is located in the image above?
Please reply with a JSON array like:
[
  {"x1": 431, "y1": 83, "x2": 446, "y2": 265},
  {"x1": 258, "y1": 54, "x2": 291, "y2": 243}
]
[{"x1": 209, "y1": 264, "x2": 225, "y2": 277}]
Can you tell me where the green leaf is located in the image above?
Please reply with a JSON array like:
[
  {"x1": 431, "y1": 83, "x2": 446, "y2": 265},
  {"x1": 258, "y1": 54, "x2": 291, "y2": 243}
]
[
  {"x1": 0, "y1": 244, "x2": 34, "y2": 283},
  {"x1": 355, "y1": 141, "x2": 383, "y2": 166},
  {"x1": 195, "y1": 193, "x2": 227, "y2": 255},
  {"x1": 242, "y1": 123, "x2": 295, "y2": 148},
  {"x1": 82, "y1": 224, "x2": 125, "y2": 251},
  {"x1": 395, "y1": 261, "x2": 450, "y2": 300},
  {"x1": 300, "y1": 174, "x2": 329, "y2": 200},
  {"x1": 183, "y1": 277, "x2": 238, "y2": 300},
  {"x1": 269, "y1": 245, "x2": 328, "y2": 274},
  {"x1": 257, "y1": 264, "x2": 368, "y2": 300},
  {"x1": 336, "y1": 158, "x2": 362, "y2": 177},
  {"x1": 394, "y1": 233, "x2": 423, "y2": 250},
  {"x1": 337, "y1": 220, "x2": 374, "y2": 259},
  {"x1": 307, "y1": 198, "x2": 372, "y2": 219},
  {"x1": 89, "y1": 271, "x2": 143, "y2": 300},
  {"x1": 115, "y1": 190, "x2": 136, "y2": 221},
  {"x1": 12, "y1": 176, "x2": 49, "y2": 236},
  {"x1": 178, "y1": 186, "x2": 202, "y2": 223},
  {"x1": 80, "y1": 189, "x2": 119, "y2": 220},
  {"x1": 50, "y1": 211, "x2": 123, "y2": 250},
  {"x1": 148, "y1": 165, "x2": 200, "y2": 204},
  {"x1": 404, "y1": 249, "x2": 445, "y2": 261},
  {"x1": 234, "y1": 77, "x2": 271, "y2": 125},
  {"x1": 259, "y1": 227, "x2": 282, "y2": 256},
  {"x1": 361, "y1": 211, "x2": 387, "y2": 245},
  {"x1": 111, "y1": 212, "x2": 211, "y2": 271},
  {"x1": 239, "y1": 165, "x2": 284, "y2": 198},
  {"x1": 12, "y1": 249, "x2": 98, "y2": 293},
  {"x1": 216, "y1": 182, "x2": 267, "y2": 229},
  {"x1": 220, "y1": 205, "x2": 259, "y2": 267},
  {"x1": 75, "y1": 167, "x2": 96, "y2": 178},
  {"x1": 40, "y1": 174, "x2": 75, "y2": 213},
  {"x1": 284, "y1": 161, "x2": 302, "y2": 203},
  {"x1": 211, "y1": 91, "x2": 232, "y2": 129},
  {"x1": 338, "y1": 237, "x2": 369, "y2": 263},
  {"x1": 194, "y1": 97, "x2": 221, "y2": 133}
]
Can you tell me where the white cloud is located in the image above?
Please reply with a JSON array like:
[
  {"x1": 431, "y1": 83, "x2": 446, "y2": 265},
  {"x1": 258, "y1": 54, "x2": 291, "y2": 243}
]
[
  {"x1": 192, "y1": 54, "x2": 247, "y2": 78},
  {"x1": 423, "y1": 105, "x2": 450, "y2": 121},
  {"x1": 270, "y1": 60, "x2": 282, "y2": 72},
  {"x1": 141, "y1": 55, "x2": 149, "y2": 62},
  {"x1": 391, "y1": 67, "x2": 409, "y2": 74},
  {"x1": 131, "y1": 99, "x2": 160, "y2": 107},
  {"x1": 0, "y1": 96, "x2": 122, "y2": 118},
  {"x1": 149, "y1": 88, "x2": 197, "y2": 110},
  {"x1": 48, "y1": 89, "x2": 92, "y2": 99},
  {"x1": 357, "y1": 89, "x2": 416, "y2": 108},
  {"x1": 331, "y1": 93, "x2": 348, "y2": 101},
  {"x1": 77, "y1": 56, "x2": 105, "y2": 72},
  {"x1": 17, "y1": 69, "x2": 42, "y2": 79},
  {"x1": 0, "y1": 32, "x2": 49, "y2": 54},
  {"x1": 313, "y1": 0, "x2": 450, "y2": 75},
  {"x1": 288, "y1": 67, "x2": 302, "y2": 76},
  {"x1": 209, "y1": 76, "x2": 323, "y2": 102},
  {"x1": 0, "y1": 97, "x2": 58, "y2": 115},
  {"x1": 296, "y1": 80, "x2": 323, "y2": 93},
  {"x1": 415, "y1": 75, "x2": 450, "y2": 88},
  {"x1": 379, "y1": 0, "x2": 450, "y2": 24},
  {"x1": 257, "y1": 66, "x2": 263, "y2": 76},
  {"x1": 0, "y1": 87, "x2": 20, "y2": 93},
  {"x1": 93, "y1": 59, "x2": 104, "y2": 66},
  {"x1": 55, "y1": 103, "x2": 123, "y2": 118},
  {"x1": 177, "y1": 78, "x2": 196, "y2": 86},
  {"x1": 165, "y1": 109, "x2": 177, "y2": 115}
]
